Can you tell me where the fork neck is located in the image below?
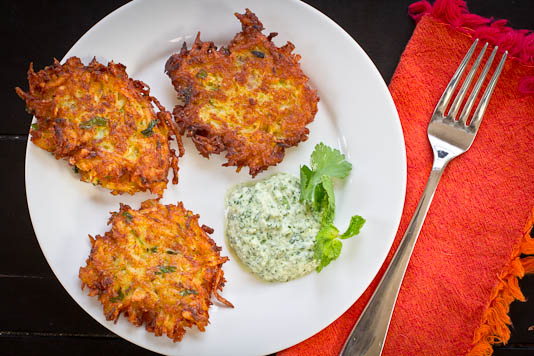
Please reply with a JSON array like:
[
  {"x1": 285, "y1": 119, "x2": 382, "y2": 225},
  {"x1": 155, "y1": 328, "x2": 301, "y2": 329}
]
[{"x1": 432, "y1": 148, "x2": 455, "y2": 171}]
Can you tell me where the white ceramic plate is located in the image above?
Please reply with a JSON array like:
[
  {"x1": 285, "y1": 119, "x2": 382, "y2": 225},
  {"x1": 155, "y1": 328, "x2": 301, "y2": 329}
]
[{"x1": 25, "y1": 0, "x2": 406, "y2": 355}]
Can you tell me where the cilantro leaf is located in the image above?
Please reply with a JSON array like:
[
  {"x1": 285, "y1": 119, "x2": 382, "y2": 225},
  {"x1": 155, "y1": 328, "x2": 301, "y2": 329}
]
[
  {"x1": 300, "y1": 143, "x2": 352, "y2": 204},
  {"x1": 314, "y1": 216, "x2": 365, "y2": 271},
  {"x1": 299, "y1": 143, "x2": 365, "y2": 272},
  {"x1": 319, "y1": 175, "x2": 335, "y2": 224},
  {"x1": 340, "y1": 215, "x2": 366, "y2": 239},
  {"x1": 310, "y1": 143, "x2": 352, "y2": 178},
  {"x1": 312, "y1": 182, "x2": 326, "y2": 210},
  {"x1": 314, "y1": 224, "x2": 342, "y2": 272},
  {"x1": 299, "y1": 164, "x2": 313, "y2": 201}
]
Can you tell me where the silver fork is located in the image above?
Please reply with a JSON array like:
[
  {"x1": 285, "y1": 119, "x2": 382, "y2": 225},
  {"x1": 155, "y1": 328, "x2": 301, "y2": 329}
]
[{"x1": 340, "y1": 40, "x2": 507, "y2": 356}]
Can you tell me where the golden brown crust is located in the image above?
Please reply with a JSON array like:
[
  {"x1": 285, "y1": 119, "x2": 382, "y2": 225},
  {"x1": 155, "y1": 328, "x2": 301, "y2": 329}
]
[
  {"x1": 16, "y1": 57, "x2": 183, "y2": 196},
  {"x1": 79, "y1": 199, "x2": 232, "y2": 342},
  {"x1": 165, "y1": 9, "x2": 319, "y2": 177}
]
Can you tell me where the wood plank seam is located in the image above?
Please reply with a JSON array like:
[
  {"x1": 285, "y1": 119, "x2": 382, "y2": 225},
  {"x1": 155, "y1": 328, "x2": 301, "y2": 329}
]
[
  {"x1": 0, "y1": 135, "x2": 27, "y2": 141},
  {"x1": 0, "y1": 331, "x2": 117, "y2": 338},
  {"x1": 0, "y1": 274, "x2": 51, "y2": 279}
]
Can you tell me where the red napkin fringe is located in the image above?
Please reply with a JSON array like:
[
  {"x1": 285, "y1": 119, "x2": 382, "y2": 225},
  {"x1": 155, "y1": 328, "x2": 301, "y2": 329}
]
[
  {"x1": 410, "y1": 0, "x2": 534, "y2": 95},
  {"x1": 408, "y1": 0, "x2": 534, "y2": 66},
  {"x1": 468, "y1": 210, "x2": 534, "y2": 356},
  {"x1": 408, "y1": 1, "x2": 534, "y2": 354}
]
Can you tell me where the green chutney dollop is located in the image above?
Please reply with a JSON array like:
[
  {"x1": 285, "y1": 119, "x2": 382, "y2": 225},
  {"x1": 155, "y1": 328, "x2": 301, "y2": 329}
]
[{"x1": 225, "y1": 173, "x2": 320, "y2": 282}]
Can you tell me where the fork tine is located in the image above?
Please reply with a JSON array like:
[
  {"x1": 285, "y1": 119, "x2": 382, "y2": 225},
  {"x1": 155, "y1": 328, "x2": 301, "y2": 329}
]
[
  {"x1": 458, "y1": 46, "x2": 498, "y2": 125},
  {"x1": 448, "y1": 42, "x2": 488, "y2": 120},
  {"x1": 434, "y1": 39, "x2": 479, "y2": 116},
  {"x1": 469, "y1": 50, "x2": 507, "y2": 130}
]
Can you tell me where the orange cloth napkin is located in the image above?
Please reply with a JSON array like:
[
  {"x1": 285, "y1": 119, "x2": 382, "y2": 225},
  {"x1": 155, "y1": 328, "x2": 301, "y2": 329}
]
[{"x1": 280, "y1": 0, "x2": 534, "y2": 355}]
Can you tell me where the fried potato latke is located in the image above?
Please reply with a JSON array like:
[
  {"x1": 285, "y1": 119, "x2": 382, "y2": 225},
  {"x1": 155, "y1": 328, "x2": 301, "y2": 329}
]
[
  {"x1": 16, "y1": 57, "x2": 184, "y2": 196},
  {"x1": 79, "y1": 199, "x2": 233, "y2": 342},
  {"x1": 165, "y1": 9, "x2": 319, "y2": 177}
]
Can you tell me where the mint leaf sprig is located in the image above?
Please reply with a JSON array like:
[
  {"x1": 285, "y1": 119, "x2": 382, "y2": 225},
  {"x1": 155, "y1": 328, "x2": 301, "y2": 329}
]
[{"x1": 300, "y1": 143, "x2": 365, "y2": 272}]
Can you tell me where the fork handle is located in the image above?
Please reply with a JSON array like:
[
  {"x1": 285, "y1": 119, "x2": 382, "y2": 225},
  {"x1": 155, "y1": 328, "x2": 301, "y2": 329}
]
[{"x1": 339, "y1": 165, "x2": 446, "y2": 356}]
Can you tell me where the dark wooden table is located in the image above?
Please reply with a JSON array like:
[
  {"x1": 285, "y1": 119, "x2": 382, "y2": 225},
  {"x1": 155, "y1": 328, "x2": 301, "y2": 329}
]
[{"x1": 2, "y1": 1, "x2": 533, "y2": 355}]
